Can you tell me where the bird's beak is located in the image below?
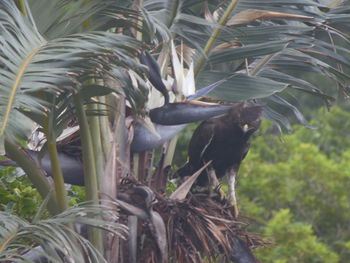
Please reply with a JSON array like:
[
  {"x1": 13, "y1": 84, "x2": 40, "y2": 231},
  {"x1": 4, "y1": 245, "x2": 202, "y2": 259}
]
[{"x1": 242, "y1": 124, "x2": 249, "y2": 133}]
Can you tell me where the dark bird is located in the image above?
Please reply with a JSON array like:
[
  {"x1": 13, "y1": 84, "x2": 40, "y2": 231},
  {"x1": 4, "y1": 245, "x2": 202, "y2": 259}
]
[
  {"x1": 1, "y1": 102, "x2": 236, "y2": 185},
  {"x1": 177, "y1": 102, "x2": 262, "y2": 217}
]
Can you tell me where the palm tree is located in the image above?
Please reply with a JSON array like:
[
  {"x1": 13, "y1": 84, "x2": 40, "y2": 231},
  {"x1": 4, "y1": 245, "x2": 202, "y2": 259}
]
[{"x1": 0, "y1": 0, "x2": 349, "y2": 262}]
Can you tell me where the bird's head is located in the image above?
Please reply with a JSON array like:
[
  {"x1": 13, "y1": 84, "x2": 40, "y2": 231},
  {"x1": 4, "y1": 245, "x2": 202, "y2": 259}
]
[{"x1": 228, "y1": 102, "x2": 263, "y2": 134}]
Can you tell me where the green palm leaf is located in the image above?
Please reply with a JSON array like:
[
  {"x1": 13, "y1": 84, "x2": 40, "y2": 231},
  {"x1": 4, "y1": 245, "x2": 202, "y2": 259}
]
[
  {"x1": 191, "y1": 0, "x2": 349, "y2": 128},
  {"x1": 140, "y1": 0, "x2": 349, "y2": 130},
  {"x1": 28, "y1": 0, "x2": 139, "y2": 38},
  {"x1": 0, "y1": 202, "x2": 127, "y2": 262},
  {"x1": 0, "y1": 1, "x2": 146, "y2": 149}
]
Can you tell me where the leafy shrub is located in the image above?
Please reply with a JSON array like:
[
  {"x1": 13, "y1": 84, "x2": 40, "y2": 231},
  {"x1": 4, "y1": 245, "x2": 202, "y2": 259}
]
[{"x1": 239, "y1": 107, "x2": 350, "y2": 262}]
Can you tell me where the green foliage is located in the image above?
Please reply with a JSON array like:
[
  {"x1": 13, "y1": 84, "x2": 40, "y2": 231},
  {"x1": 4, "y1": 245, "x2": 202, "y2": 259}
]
[
  {"x1": 0, "y1": 168, "x2": 42, "y2": 220},
  {"x1": 257, "y1": 209, "x2": 339, "y2": 263},
  {"x1": 293, "y1": 107, "x2": 350, "y2": 157},
  {"x1": 68, "y1": 185, "x2": 86, "y2": 206},
  {"x1": 0, "y1": 202, "x2": 128, "y2": 262},
  {"x1": 173, "y1": 123, "x2": 198, "y2": 167},
  {"x1": 238, "y1": 107, "x2": 350, "y2": 262},
  {"x1": 0, "y1": 167, "x2": 86, "y2": 219}
]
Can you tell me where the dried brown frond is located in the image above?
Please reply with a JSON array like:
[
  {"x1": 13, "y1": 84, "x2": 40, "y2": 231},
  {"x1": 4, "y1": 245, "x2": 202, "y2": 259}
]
[{"x1": 117, "y1": 179, "x2": 268, "y2": 263}]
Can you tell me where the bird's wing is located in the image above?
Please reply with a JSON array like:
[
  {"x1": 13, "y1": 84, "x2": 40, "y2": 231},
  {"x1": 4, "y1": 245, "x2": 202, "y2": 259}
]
[
  {"x1": 240, "y1": 142, "x2": 251, "y2": 165},
  {"x1": 229, "y1": 146, "x2": 250, "y2": 172},
  {"x1": 188, "y1": 120, "x2": 216, "y2": 166}
]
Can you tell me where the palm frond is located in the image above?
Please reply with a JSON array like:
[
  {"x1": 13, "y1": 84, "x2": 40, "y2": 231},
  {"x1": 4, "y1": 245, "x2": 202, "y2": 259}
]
[
  {"x1": 0, "y1": 202, "x2": 127, "y2": 262},
  {"x1": 191, "y1": 0, "x2": 350, "y2": 129},
  {"x1": 0, "y1": 1, "x2": 147, "y2": 147},
  {"x1": 28, "y1": 0, "x2": 139, "y2": 38},
  {"x1": 139, "y1": 0, "x2": 349, "y2": 130},
  {"x1": 142, "y1": 0, "x2": 215, "y2": 48}
]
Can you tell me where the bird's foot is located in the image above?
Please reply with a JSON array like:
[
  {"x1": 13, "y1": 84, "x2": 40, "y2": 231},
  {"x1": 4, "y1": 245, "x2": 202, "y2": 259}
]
[
  {"x1": 230, "y1": 199, "x2": 239, "y2": 218},
  {"x1": 212, "y1": 185, "x2": 239, "y2": 218},
  {"x1": 213, "y1": 184, "x2": 226, "y2": 201}
]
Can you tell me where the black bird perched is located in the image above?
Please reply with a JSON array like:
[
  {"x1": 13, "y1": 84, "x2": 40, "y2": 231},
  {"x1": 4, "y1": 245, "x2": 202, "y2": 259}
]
[{"x1": 177, "y1": 102, "x2": 262, "y2": 217}]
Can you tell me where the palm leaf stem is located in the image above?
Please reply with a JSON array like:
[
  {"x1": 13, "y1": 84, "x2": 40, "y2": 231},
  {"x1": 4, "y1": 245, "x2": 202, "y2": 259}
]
[
  {"x1": 4, "y1": 140, "x2": 59, "y2": 216},
  {"x1": 328, "y1": 0, "x2": 343, "y2": 8},
  {"x1": 113, "y1": 95, "x2": 127, "y2": 176},
  {"x1": 46, "y1": 137, "x2": 69, "y2": 212},
  {"x1": 0, "y1": 230, "x2": 16, "y2": 254},
  {"x1": 0, "y1": 46, "x2": 40, "y2": 139},
  {"x1": 44, "y1": 112, "x2": 69, "y2": 213},
  {"x1": 16, "y1": 0, "x2": 27, "y2": 17},
  {"x1": 73, "y1": 94, "x2": 103, "y2": 254},
  {"x1": 82, "y1": 0, "x2": 91, "y2": 29},
  {"x1": 100, "y1": 95, "x2": 120, "y2": 261},
  {"x1": 81, "y1": 0, "x2": 103, "y2": 252},
  {"x1": 133, "y1": 0, "x2": 144, "y2": 41},
  {"x1": 250, "y1": 53, "x2": 276, "y2": 76},
  {"x1": 133, "y1": 0, "x2": 145, "y2": 183},
  {"x1": 133, "y1": 154, "x2": 140, "y2": 180},
  {"x1": 99, "y1": 96, "x2": 112, "y2": 161},
  {"x1": 194, "y1": 0, "x2": 240, "y2": 76},
  {"x1": 87, "y1": 102, "x2": 105, "y2": 183}
]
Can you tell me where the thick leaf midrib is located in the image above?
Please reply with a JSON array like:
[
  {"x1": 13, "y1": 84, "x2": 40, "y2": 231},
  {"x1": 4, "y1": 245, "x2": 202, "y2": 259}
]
[{"x1": 0, "y1": 46, "x2": 41, "y2": 137}]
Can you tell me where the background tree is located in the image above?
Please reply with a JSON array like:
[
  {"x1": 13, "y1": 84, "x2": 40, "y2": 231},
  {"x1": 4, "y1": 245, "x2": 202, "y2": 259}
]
[{"x1": 237, "y1": 107, "x2": 350, "y2": 262}]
